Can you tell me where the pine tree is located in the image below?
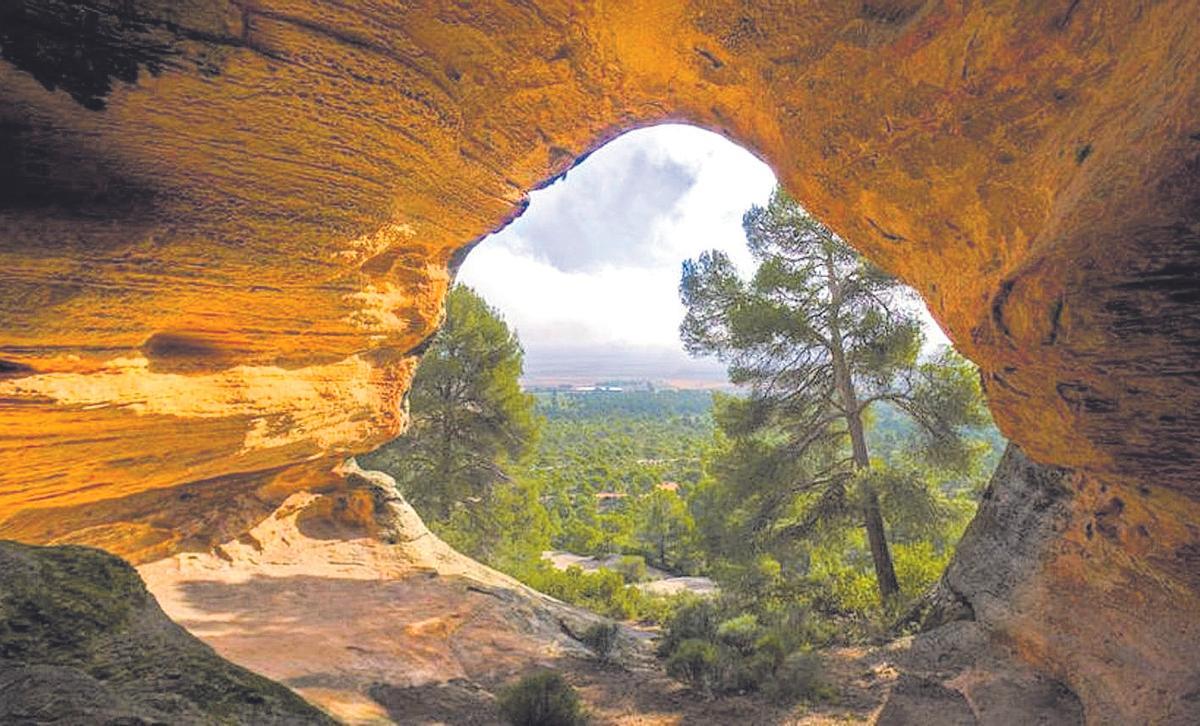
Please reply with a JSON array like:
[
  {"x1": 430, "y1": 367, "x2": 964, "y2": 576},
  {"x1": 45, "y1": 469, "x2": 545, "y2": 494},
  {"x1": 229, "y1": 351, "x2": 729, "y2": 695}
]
[
  {"x1": 636, "y1": 487, "x2": 694, "y2": 570},
  {"x1": 360, "y1": 285, "x2": 539, "y2": 520},
  {"x1": 679, "y1": 188, "x2": 987, "y2": 603}
]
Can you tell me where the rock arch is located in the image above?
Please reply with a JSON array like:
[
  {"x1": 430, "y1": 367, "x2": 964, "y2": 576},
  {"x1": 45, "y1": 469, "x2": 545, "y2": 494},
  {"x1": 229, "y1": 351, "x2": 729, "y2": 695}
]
[{"x1": 1, "y1": 1, "x2": 1198, "y2": 722}]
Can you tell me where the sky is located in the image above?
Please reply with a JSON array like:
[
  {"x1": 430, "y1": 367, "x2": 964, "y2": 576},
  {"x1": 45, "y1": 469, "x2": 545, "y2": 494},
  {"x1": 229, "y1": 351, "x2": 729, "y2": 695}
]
[{"x1": 457, "y1": 124, "x2": 949, "y2": 387}]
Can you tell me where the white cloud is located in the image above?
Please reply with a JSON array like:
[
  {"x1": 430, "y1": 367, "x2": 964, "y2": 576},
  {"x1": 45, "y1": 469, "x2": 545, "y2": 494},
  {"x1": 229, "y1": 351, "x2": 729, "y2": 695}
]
[
  {"x1": 460, "y1": 241, "x2": 684, "y2": 349},
  {"x1": 457, "y1": 124, "x2": 948, "y2": 383}
]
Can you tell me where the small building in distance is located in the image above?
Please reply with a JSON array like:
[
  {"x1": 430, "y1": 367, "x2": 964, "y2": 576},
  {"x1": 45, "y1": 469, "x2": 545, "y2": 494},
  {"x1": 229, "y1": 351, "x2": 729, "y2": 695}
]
[{"x1": 594, "y1": 491, "x2": 627, "y2": 512}]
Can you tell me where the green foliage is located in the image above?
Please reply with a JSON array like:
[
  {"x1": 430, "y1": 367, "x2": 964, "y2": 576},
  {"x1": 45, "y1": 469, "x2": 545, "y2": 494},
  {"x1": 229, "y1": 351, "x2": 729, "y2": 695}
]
[
  {"x1": 764, "y1": 651, "x2": 833, "y2": 703},
  {"x1": 536, "y1": 388, "x2": 714, "y2": 420},
  {"x1": 512, "y1": 562, "x2": 678, "y2": 622},
  {"x1": 657, "y1": 598, "x2": 719, "y2": 657},
  {"x1": 715, "y1": 613, "x2": 760, "y2": 654},
  {"x1": 361, "y1": 285, "x2": 539, "y2": 520},
  {"x1": 806, "y1": 536, "x2": 881, "y2": 615},
  {"x1": 580, "y1": 621, "x2": 620, "y2": 662},
  {"x1": 665, "y1": 639, "x2": 720, "y2": 696},
  {"x1": 636, "y1": 489, "x2": 695, "y2": 570},
  {"x1": 497, "y1": 671, "x2": 588, "y2": 726},
  {"x1": 438, "y1": 474, "x2": 555, "y2": 569},
  {"x1": 388, "y1": 368, "x2": 716, "y2": 623},
  {"x1": 523, "y1": 389, "x2": 713, "y2": 574},
  {"x1": 657, "y1": 597, "x2": 832, "y2": 702},
  {"x1": 679, "y1": 186, "x2": 999, "y2": 605},
  {"x1": 611, "y1": 555, "x2": 648, "y2": 583},
  {"x1": 559, "y1": 517, "x2": 606, "y2": 555}
]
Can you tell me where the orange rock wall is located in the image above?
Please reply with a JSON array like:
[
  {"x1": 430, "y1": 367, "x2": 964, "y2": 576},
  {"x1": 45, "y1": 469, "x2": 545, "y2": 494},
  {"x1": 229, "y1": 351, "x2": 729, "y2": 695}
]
[{"x1": 2, "y1": 1, "x2": 1198, "y2": 722}]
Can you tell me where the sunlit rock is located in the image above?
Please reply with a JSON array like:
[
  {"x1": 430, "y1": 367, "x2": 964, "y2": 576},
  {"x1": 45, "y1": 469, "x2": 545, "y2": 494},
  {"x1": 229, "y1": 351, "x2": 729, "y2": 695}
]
[{"x1": 1, "y1": 1, "x2": 1198, "y2": 722}]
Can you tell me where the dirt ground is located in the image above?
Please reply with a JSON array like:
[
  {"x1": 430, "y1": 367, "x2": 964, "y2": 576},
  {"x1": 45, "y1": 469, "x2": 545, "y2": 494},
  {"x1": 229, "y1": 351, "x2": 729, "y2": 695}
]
[
  {"x1": 557, "y1": 647, "x2": 894, "y2": 726},
  {"x1": 356, "y1": 643, "x2": 894, "y2": 725}
]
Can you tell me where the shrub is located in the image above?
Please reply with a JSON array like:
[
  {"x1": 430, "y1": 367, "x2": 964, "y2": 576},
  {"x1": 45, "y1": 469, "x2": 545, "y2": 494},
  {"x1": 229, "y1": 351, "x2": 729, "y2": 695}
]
[
  {"x1": 657, "y1": 598, "x2": 718, "y2": 657},
  {"x1": 612, "y1": 555, "x2": 648, "y2": 583},
  {"x1": 718, "y1": 646, "x2": 774, "y2": 694},
  {"x1": 665, "y1": 639, "x2": 719, "y2": 696},
  {"x1": 657, "y1": 597, "x2": 844, "y2": 698},
  {"x1": 636, "y1": 591, "x2": 690, "y2": 625},
  {"x1": 497, "y1": 671, "x2": 588, "y2": 726},
  {"x1": 763, "y1": 650, "x2": 833, "y2": 704},
  {"x1": 581, "y1": 621, "x2": 619, "y2": 662},
  {"x1": 893, "y1": 540, "x2": 952, "y2": 598},
  {"x1": 715, "y1": 613, "x2": 760, "y2": 654},
  {"x1": 753, "y1": 605, "x2": 833, "y2": 666}
]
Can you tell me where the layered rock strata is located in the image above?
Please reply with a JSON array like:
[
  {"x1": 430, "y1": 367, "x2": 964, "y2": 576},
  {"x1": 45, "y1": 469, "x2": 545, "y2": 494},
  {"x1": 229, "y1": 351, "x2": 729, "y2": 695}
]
[
  {"x1": 136, "y1": 464, "x2": 637, "y2": 724},
  {"x1": 1, "y1": 1, "x2": 1198, "y2": 722}
]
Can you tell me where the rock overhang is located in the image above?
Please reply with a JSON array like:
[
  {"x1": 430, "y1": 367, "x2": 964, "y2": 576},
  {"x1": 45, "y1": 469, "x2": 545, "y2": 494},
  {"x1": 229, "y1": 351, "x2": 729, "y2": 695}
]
[{"x1": 1, "y1": 1, "x2": 1198, "y2": 722}]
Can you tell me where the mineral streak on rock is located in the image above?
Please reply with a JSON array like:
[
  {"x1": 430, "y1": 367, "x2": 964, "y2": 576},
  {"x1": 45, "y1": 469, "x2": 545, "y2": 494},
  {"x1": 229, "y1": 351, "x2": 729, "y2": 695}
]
[{"x1": 0, "y1": 1, "x2": 1198, "y2": 723}]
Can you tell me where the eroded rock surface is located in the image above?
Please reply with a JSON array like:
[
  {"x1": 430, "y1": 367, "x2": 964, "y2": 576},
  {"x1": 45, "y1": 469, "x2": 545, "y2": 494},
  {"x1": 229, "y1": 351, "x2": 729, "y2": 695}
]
[
  {"x1": 932, "y1": 445, "x2": 1200, "y2": 725},
  {"x1": 1, "y1": 2, "x2": 1199, "y2": 723},
  {"x1": 876, "y1": 620, "x2": 1084, "y2": 726},
  {"x1": 136, "y1": 464, "x2": 638, "y2": 724}
]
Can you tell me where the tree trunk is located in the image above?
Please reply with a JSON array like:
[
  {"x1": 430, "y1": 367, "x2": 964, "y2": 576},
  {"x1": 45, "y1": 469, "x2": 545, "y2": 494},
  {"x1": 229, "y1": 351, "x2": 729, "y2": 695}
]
[
  {"x1": 861, "y1": 481, "x2": 900, "y2": 600},
  {"x1": 825, "y1": 250, "x2": 901, "y2": 604},
  {"x1": 843, "y1": 400, "x2": 900, "y2": 602}
]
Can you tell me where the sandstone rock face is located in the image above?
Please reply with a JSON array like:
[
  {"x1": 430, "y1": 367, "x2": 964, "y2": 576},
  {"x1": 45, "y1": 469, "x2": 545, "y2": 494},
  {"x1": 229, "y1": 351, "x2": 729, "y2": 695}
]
[
  {"x1": 1, "y1": 1, "x2": 1198, "y2": 723},
  {"x1": 136, "y1": 465, "x2": 640, "y2": 725},
  {"x1": 923, "y1": 445, "x2": 1200, "y2": 724}
]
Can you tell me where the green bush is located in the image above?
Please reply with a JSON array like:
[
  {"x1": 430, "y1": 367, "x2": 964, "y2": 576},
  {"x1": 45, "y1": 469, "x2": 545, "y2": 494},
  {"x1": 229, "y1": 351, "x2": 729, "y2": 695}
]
[
  {"x1": 497, "y1": 671, "x2": 588, "y2": 726},
  {"x1": 665, "y1": 639, "x2": 719, "y2": 696},
  {"x1": 611, "y1": 555, "x2": 648, "y2": 583},
  {"x1": 635, "y1": 591, "x2": 691, "y2": 625},
  {"x1": 657, "y1": 598, "x2": 718, "y2": 656},
  {"x1": 718, "y1": 647, "x2": 773, "y2": 694},
  {"x1": 763, "y1": 650, "x2": 833, "y2": 703},
  {"x1": 581, "y1": 621, "x2": 619, "y2": 662},
  {"x1": 658, "y1": 599, "x2": 838, "y2": 699},
  {"x1": 715, "y1": 613, "x2": 760, "y2": 654},
  {"x1": 508, "y1": 561, "x2": 684, "y2": 624}
]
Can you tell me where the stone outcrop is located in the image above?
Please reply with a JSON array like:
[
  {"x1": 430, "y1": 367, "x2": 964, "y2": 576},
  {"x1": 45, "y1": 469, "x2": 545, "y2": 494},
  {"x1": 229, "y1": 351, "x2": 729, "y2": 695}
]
[
  {"x1": 136, "y1": 464, "x2": 643, "y2": 724},
  {"x1": 937, "y1": 446, "x2": 1200, "y2": 725},
  {"x1": 910, "y1": 444, "x2": 1200, "y2": 724},
  {"x1": 876, "y1": 619, "x2": 1085, "y2": 726},
  {"x1": 1, "y1": 1, "x2": 1198, "y2": 722},
  {"x1": 0, "y1": 539, "x2": 333, "y2": 724}
]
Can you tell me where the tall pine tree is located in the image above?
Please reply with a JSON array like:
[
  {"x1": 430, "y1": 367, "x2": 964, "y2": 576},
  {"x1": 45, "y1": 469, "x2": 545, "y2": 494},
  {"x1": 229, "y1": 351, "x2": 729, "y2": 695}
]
[{"x1": 680, "y1": 188, "x2": 987, "y2": 603}]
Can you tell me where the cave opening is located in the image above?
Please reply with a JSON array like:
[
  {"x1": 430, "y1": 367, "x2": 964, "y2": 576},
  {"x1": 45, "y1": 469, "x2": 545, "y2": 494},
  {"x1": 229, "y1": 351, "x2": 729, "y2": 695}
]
[
  {"x1": 2, "y1": 2, "x2": 1198, "y2": 722},
  {"x1": 457, "y1": 123, "x2": 954, "y2": 387},
  {"x1": 358, "y1": 124, "x2": 1009, "y2": 706}
]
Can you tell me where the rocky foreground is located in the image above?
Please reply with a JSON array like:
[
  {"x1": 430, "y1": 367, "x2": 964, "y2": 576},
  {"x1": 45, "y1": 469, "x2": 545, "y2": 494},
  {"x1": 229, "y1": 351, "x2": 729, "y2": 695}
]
[
  {"x1": 0, "y1": 459, "x2": 1093, "y2": 725},
  {"x1": 135, "y1": 463, "x2": 618, "y2": 723}
]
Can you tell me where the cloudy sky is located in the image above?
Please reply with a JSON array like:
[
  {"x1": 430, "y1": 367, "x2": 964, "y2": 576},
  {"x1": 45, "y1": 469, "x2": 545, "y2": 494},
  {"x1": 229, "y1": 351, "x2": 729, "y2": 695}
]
[{"x1": 457, "y1": 125, "x2": 947, "y2": 386}]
